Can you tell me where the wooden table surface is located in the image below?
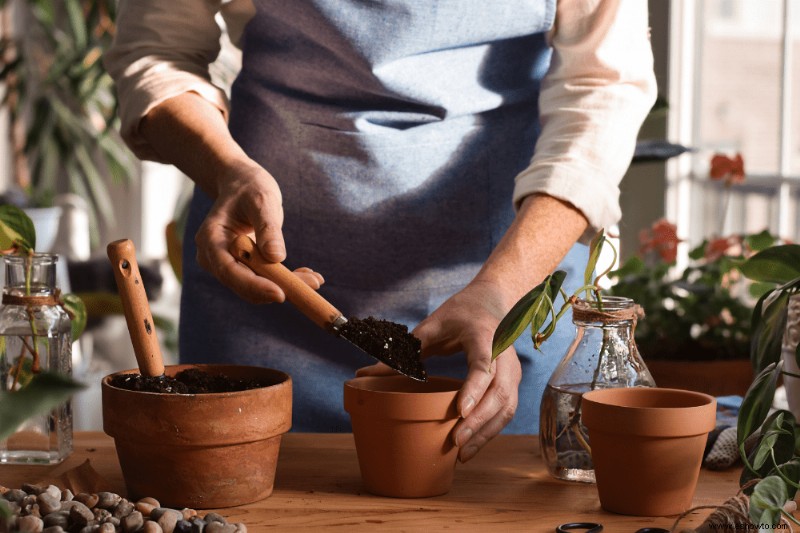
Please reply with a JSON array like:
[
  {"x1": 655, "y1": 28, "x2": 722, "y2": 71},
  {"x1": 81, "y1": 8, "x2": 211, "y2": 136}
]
[{"x1": 1, "y1": 432, "x2": 742, "y2": 532}]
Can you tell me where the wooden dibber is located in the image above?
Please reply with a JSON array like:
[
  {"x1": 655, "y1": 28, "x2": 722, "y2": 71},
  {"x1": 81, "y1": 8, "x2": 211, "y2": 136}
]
[{"x1": 107, "y1": 239, "x2": 165, "y2": 377}]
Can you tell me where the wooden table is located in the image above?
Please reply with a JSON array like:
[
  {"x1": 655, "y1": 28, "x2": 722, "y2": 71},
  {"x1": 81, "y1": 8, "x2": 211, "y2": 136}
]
[{"x1": 1, "y1": 432, "x2": 741, "y2": 532}]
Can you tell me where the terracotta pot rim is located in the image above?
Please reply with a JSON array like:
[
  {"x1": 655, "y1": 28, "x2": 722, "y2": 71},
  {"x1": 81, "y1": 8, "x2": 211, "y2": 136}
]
[
  {"x1": 344, "y1": 375, "x2": 463, "y2": 421},
  {"x1": 344, "y1": 375, "x2": 463, "y2": 395},
  {"x1": 101, "y1": 363, "x2": 291, "y2": 398}
]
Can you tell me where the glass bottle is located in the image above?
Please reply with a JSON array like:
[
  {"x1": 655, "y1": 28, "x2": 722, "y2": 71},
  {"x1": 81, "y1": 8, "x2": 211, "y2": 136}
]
[
  {"x1": 539, "y1": 296, "x2": 654, "y2": 482},
  {"x1": 0, "y1": 254, "x2": 73, "y2": 464}
]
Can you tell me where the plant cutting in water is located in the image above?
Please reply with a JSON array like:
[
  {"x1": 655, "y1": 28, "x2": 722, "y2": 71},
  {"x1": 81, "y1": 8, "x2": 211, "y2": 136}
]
[{"x1": 0, "y1": 205, "x2": 86, "y2": 444}]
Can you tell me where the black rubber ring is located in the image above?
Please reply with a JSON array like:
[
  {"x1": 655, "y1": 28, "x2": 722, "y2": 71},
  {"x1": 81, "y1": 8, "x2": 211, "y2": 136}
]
[
  {"x1": 634, "y1": 529, "x2": 670, "y2": 533},
  {"x1": 556, "y1": 523, "x2": 604, "y2": 533}
]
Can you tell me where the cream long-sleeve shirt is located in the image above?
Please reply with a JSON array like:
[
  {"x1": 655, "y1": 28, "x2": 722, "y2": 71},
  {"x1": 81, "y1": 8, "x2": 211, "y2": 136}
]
[{"x1": 105, "y1": 0, "x2": 657, "y2": 242}]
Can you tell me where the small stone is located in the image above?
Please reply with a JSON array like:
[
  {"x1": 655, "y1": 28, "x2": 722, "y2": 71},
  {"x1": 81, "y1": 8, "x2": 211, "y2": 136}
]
[
  {"x1": 157, "y1": 509, "x2": 183, "y2": 533},
  {"x1": 98, "y1": 524, "x2": 115, "y2": 533},
  {"x1": 203, "y1": 513, "x2": 226, "y2": 525},
  {"x1": 104, "y1": 516, "x2": 121, "y2": 527},
  {"x1": 175, "y1": 519, "x2": 193, "y2": 533},
  {"x1": 123, "y1": 510, "x2": 144, "y2": 533},
  {"x1": 93, "y1": 508, "x2": 111, "y2": 522},
  {"x1": 205, "y1": 523, "x2": 236, "y2": 533},
  {"x1": 23, "y1": 494, "x2": 38, "y2": 507},
  {"x1": 112, "y1": 499, "x2": 135, "y2": 519},
  {"x1": 21, "y1": 483, "x2": 44, "y2": 495},
  {"x1": 79, "y1": 526, "x2": 99, "y2": 533},
  {"x1": 75, "y1": 493, "x2": 100, "y2": 509},
  {"x1": 69, "y1": 501, "x2": 95, "y2": 527},
  {"x1": 61, "y1": 489, "x2": 74, "y2": 502},
  {"x1": 143, "y1": 521, "x2": 164, "y2": 533},
  {"x1": 5, "y1": 488, "x2": 27, "y2": 503},
  {"x1": 44, "y1": 485, "x2": 61, "y2": 500},
  {"x1": 189, "y1": 517, "x2": 206, "y2": 533},
  {"x1": 28, "y1": 503, "x2": 42, "y2": 518},
  {"x1": 96, "y1": 492, "x2": 121, "y2": 509},
  {"x1": 233, "y1": 524, "x2": 247, "y2": 533},
  {"x1": 42, "y1": 527, "x2": 66, "y2": 533},
  {"x1": 43, "y1": 512, "x2": 69, "y2": 529},
  {"x1": 37, "y1": 492, "x2": 62, "y2": 514},
  {"x1": 135, "y1": 497, "x2": 160, "y2": 517},
  {"x1": 17, "y1": 515, "x2": 44, "y2": 533},
  {"x1": 181, "y1": 508, "x2": 197, "y2": 520}
]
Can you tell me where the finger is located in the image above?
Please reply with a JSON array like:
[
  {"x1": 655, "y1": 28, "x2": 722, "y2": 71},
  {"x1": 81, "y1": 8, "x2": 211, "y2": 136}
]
[
  {"x1": 244, "y1": 187, "x2": 286, "y2": 263},
  {"x1": 453, "y1": 351, "x2": 521, "y2": 463},
  {"x1": 412, "y1": 315, "x2": 459, "y2": 358},
  {"x1": 355, "y1": 362, "x2": 396, "y2": 377},
  {"x1": 293, "y1": 267, "x2": 325, "y2": 288},
  {"x1": 454, "y1": 331, "x2": 506, "y2": 418}
]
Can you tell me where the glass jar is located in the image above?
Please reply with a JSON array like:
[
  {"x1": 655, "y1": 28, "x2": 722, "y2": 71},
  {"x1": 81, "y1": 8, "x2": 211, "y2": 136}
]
[
  {"x1": 539, "y1": 296, "x2": 655, "y2": 482},
  {"x1": 0, "y1": 254, "x2": 73, "y2": 464}
]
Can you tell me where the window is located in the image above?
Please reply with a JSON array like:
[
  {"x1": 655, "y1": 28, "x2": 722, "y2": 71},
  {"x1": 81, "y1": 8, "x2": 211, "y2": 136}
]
[{"x1": 667, "y1": 0, "x2": 800, "y2": 259}]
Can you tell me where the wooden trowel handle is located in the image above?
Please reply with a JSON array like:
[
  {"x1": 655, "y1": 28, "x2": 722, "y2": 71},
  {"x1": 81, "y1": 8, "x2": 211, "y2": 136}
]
[
  {"x1": 107, "y1": 239, "x2": 165, "y2": 377},
  {"x1": 230, "y1": 235, "x2": 343, "y2": 331}
]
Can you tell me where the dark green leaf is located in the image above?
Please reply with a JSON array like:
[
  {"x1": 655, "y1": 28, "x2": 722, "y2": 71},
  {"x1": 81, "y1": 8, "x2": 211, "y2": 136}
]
[
  {"x1": 738, "y1": 362, "x2": 782, "y2": 448},
  {"x1": 0, "y1": 205, "x2": 36, "y2": 253},
  {"x1": 751, "y1": 290, "x2": 790, "y2": 372},
  {"x1": 746, "y1": 230, "x2": 779, "y2": 252},
  {"x1": 741, "y1": 245, "x2": 800, "y2": 285},
  {"x1": 491, "y1": 271, "x2": 566, "y2": 360},
  {"x1": 64, "y1": 0, "x2": 88, "y2": 50},
  {"x1": 0, "y1": 372, "x2": 84, "y2": 442},
  {"x1": 585, "y1": 231, "x2": 605, "y2": 287},
  {"x1": 62, "y1": 293, "x2": 87, "y2": 341}
]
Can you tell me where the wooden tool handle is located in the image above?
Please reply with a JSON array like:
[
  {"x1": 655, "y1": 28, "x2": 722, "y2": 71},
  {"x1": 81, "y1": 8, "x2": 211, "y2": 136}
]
[
  {"x1": 107, "y1": 239, "x2": 165, "y2": 377},
  {"x1": 230, "y1": 235, "x2": 343, "y2": 331}
]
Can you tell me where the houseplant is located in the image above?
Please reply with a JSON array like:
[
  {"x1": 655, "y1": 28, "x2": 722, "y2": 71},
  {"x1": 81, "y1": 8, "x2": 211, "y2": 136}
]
[{"x1": 0, "y1": 0, "x2": 135, "y2": 244}]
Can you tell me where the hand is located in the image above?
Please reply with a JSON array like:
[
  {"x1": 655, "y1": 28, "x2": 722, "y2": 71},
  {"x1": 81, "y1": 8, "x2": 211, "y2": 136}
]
[
  {"x1": 357, "y1": 280, "x2": 521, "y2": 462},
  {"x1": 194, "y1": 164, "x2": 324, "y2": 303}
]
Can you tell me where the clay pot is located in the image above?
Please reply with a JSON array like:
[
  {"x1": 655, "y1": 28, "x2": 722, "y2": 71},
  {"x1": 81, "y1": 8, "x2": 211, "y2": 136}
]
[
  {"x1": 102, "y1": 364, "x2": 292, "y2": 508},
  {"x1": 344, "y1": 375, "x2": 462, "y2": 498},
  {"x1": 581, "y1": 387, "x2": 716, "y2": 516}
]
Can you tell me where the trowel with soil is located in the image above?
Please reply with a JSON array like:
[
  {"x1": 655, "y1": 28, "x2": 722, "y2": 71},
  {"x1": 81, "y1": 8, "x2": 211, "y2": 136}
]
[{"x1": 230, "y1": 235, "x2": 427, "y2": 381}]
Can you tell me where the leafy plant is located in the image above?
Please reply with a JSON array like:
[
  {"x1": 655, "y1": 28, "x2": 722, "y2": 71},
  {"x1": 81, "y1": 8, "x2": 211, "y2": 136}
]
[
  {"x1": 735, "y1": 244, "x2": 800, "y2": 528},
  {"x1": 0, "y1": 0, "x2": 135, "y2": 243},
  {"x1": 0, "y1": 204, "x2": 86, "y2": 443}
]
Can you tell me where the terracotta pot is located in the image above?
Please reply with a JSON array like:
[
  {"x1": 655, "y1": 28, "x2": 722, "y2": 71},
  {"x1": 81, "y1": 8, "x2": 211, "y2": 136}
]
[
  {"x1": 102, "y1": 364, "x2": 292, "y2": 508},
  {"x1": 581, "y1": 387, "x2": 716, "y2": 516},
  {"x1": 344, "y1": 375, "x2": 462, "y2": 498}
]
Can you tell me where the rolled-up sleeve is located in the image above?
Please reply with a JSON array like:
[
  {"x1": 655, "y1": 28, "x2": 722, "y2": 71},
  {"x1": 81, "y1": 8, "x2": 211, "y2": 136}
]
[
  {"x1": 103, "y1": 0, "x2": 229, "y2": 162},
  {"x1": 513, "y1": 0, "x2": 658, "y2": 243}
]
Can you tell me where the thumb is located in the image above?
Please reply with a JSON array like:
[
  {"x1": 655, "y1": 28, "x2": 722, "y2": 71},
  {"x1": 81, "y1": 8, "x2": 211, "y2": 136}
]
[
  {"x1": 412, "y1": 316, "x2": 449, "y2": 358},
  {"x1": 248, "y1": 192, "x2": 286, "y2": 263}
]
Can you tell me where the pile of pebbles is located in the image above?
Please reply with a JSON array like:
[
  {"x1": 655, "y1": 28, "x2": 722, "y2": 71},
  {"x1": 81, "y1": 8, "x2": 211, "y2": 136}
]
[{"x1": 1, "y1": 484, "x2": 246, "y2": 533}]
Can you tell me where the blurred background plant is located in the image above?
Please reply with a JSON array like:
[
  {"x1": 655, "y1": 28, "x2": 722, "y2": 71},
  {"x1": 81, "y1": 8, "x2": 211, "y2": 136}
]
[
  {"x1": 0, "y1": 0, "x2": 135, "y2": 245},
  {"x1": 608, "y1": 153, "x2": 784, "y2": 362}
]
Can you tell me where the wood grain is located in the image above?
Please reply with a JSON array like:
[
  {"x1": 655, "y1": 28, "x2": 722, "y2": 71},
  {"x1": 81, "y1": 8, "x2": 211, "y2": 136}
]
[{"x1": 0, "y1": 433, "x2": 749, "y2": 532}]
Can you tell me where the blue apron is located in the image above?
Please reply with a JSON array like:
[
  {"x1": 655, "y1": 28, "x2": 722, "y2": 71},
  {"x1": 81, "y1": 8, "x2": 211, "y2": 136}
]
[{"x1": 180, "y1": 0, "x2": 588, "y2": 433}]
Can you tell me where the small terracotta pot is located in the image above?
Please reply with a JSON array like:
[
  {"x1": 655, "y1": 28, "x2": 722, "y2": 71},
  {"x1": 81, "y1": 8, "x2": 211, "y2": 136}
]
[
  {"x1": 344, "y1": 375, "x2": 462, "y2": 498},
  {"x1": 581, "y1": 387, "x2": 716, "y2": 517},
  {"x1": 102, "y1": 364, "x2": 292, "y2": 508}
]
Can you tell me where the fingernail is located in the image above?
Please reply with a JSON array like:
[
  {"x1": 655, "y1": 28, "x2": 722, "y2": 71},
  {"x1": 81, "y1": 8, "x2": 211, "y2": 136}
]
[
  {"x1": 455, "y1": 427, "x2": 472, "y2": 448},
  {"x1": 459, "y1": 445, "x2": 478, "y2": 463},
  {"x1": 460, "y1": 396, "x2": 475, "y2": 418}
]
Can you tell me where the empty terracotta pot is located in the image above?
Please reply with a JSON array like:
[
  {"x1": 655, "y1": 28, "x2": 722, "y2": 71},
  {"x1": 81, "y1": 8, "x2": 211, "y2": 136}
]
[
  {"x1": 344, "y1": 375, "x2": 463, "y2": 498},
  {"x1": 581, "y1": 387, "x2": 716, "y2": 516},
  {"x1": 102, "y1": 364, "x2": 292, "y2": 508}
]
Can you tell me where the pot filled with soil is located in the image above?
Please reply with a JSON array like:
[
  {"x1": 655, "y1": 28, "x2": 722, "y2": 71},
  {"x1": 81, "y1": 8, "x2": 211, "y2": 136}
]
[
  {"x1": 581, "y1": 387, "x2": 716, "y2": 517},
  {"x1": 344, "y1": 375, "x2": 462, "y2": 498},
  {"x1": 102, "y1": 240, "x2": 292, "y2": 508}
]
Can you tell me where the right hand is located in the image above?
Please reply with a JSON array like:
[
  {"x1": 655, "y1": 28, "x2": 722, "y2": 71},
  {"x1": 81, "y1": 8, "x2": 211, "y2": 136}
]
[{"x1": 194, "y1": 164, "x2": 324, "y2": 303}]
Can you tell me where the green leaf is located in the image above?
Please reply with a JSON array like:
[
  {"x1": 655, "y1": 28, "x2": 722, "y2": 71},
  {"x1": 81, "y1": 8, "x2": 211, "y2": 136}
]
[
  {"x1": 751, "y1": 290, "x2": 790, "y2": 372},
  {"x1": 608, "y1": 256, "x2": 644, "y2": 280},
  {"x1": 750, "y1": 476, "x2": 788, "y2": 526},
  {"x1": 0, "y1": 205, "x2": 36, "y2": 253},
  {"x1": 0, "y1": 372, "x2": 84, "y2": 442},
  {"x1": 491, "y1": 271, "x2": 566, "y2": 360},
  {"x1": 741, "y1": 245, "x2": 800, "y2": 285},
  {"x1": 64, "y1": 0, "x2": 88, "y2": 51},
  {"x1": 585, "y1": 231, "x2": 605, "y2": 287},
  {"x1": 62, "y1": 293, "x2": 87, "y2": 341},
  {"x1": 746, "y1": 230, "x2": 779, "y2": 252},
  {"x1": 738, "y1": 362, "x2": 782, "y2": 449}
]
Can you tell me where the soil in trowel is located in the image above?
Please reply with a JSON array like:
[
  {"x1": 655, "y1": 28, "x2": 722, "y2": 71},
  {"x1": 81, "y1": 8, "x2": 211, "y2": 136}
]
[
  {"x1": 338, "y1": 316, "x2": 427, "y2": 380},
  {"x1": 109, "y1": 368, "x2": 272, "y2": 394}
]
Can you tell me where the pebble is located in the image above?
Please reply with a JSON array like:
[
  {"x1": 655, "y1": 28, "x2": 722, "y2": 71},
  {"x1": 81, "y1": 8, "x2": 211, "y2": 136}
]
[{"x1": 3, "y1": 486, "x2": 244, "y2": 533}]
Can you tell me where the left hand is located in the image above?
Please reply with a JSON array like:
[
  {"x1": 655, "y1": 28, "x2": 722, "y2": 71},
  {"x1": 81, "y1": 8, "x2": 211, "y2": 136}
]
[{"x1": 356, "y1": 279, "x2": 521, "y2": 463}]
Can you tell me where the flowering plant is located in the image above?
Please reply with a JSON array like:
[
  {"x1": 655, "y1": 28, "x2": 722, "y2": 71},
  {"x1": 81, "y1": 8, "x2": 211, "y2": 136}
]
[{"x1": 608, "y1": 153, "x2": 780, "y2": 361}]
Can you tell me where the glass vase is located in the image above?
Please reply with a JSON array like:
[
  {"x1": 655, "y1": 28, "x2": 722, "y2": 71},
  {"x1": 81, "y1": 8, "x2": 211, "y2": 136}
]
[
  {"x1": 0, "y1": 254, "x2": 73, "y2": 464},
  {"x1": 539, "y1": 296, "x2": 655, "y2": 482}
]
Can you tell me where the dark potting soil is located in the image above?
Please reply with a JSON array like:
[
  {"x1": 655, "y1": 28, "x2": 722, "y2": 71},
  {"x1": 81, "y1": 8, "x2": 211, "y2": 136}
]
[
  {"x1": 108, "y1": 368, "x2": 271, "y2": 394},
  {"x1": 338, "y1": 316, "x2": 427, "y2": 381}
]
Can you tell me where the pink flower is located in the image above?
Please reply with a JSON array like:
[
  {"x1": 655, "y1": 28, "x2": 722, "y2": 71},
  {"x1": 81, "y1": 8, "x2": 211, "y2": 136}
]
[
  {"x1": 710, "y1": 153, "x2": 745, "y2": 186},
  {"x1": 640, "y1": 219, "x2": 681, "y2": 263},
  {"x1": 704, "y1": 235, "x2": 742, "y2": 262}
]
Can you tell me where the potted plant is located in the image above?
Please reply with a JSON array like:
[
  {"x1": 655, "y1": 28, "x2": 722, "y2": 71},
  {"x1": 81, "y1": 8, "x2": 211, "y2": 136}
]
[
  {"x1": 607, "y1": 153, "x2": 782, "y2": 396},
  {"x1": 0, "y1": 0, "x2": 136, "y2": 245},
  {"x1": 0, "y1": 205, "x2": 86, "y2": 466}
]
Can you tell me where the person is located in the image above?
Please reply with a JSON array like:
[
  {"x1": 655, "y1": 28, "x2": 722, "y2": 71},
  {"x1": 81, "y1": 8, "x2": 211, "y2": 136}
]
[{"x1": 105, "y1": 0, "x2": 656, "y2": 462}]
